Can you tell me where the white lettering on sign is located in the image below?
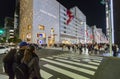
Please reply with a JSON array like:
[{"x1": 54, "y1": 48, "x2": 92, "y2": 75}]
[{"x1": 40, "y1": 9, "x2": 56, "y2": 19}]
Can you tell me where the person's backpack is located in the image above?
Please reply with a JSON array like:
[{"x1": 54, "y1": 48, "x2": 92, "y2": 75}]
[{"x1": 15, "y1": 63, "x2": 29, "y2": 79}]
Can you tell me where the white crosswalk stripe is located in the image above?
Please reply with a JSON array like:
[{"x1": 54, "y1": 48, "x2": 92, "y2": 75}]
[
  {"x1": 41, "y1": 58, "x2": 95, "y2": 75},
  {"x1": 54, "y1": 58, "x2": 98, "y2": 69},
  {"x1": 88, "y1": 62, "x2": 100, "y2": 66},
  {"x1": 44, "y1": 64, "x2": 89, "y2": 79},
  {"x1": 40, "y1": 54, "x2": 103, "y2": 79},
  {"x1": 40, "y1": 70, "x2": 53, "y2": 79},
  {"x1": 92, "y1": 60, "x2": 101, "y2": 63}
]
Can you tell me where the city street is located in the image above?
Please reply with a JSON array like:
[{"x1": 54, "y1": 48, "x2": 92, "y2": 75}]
[
  {"x1": 0, "y1": 48, "x2": 104, "y2": 79},
  {"x1": 0, "y1": 0, "x2": 119, "y2": 78}
]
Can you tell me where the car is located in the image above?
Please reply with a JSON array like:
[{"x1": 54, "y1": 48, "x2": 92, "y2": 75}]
[{"x1": 0, "y1": 46, "x2": 10, "y2": 54}]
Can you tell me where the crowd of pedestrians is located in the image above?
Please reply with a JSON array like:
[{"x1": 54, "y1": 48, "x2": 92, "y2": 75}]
[
  {"x1": 60, "y1": 43, "x2": 119, "y2": 57},
  {"x1": 3, "y1": 41, "x2": 42, "y2": 79}
]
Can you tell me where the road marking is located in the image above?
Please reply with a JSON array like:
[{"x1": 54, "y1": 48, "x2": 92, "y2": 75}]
[
  {"x1": 40, "y1": 69, "x2": 53, "y2": 79},
  {"x1": 92, "y1": 60, "x2": 101, "y2": 63},
  {"x1": 53, "y1": 56, "x2": 68, "y2": 59},
  {"x1": 88, "y1": 62, "x2": 100, "y2": 65},
  {"x1": 47, "y1": 57, "x2": 53, "y2": 59},
  {"x1": 55, "y1": 58, "x2": 98, "y2": 69},
  {"x1": 44, "y1": 64, "x2": 89, "y2": 79},
  {"x1": 41, "y1": 58, "x2": 95, "y2": 75},
  {"x1": 70, "y1": 58, "x2": 80, "y2": 62}
]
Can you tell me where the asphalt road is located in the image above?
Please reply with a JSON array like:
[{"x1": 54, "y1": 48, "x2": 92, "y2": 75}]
[{"x1": 0, "y1": 48, "x2": 103, "y2": 79}]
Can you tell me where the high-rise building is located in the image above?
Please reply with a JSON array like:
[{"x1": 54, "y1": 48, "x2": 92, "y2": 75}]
[{"x1": 19, "y1": 0, "x2": 87, "y2": 45}]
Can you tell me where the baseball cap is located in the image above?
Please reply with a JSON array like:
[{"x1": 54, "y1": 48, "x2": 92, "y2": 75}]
[{"x1": 19, "y1": 41, "x2": 28, "y2": 47}]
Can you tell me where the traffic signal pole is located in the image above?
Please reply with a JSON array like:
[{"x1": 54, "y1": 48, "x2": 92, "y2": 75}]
[{"x1": 106, "y1": 0, "x2": 113, "y2": 56}]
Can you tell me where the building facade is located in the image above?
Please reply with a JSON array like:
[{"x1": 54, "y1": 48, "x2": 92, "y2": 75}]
[
  {"x1": 59, "y1": 6, "x2": 86, "y2": 44},
  {"x1": 93, "y1": 26, "x2": 108, "y2": 43},
  {"x1": 19, "y1": 0, "x2": 108, "y2": 45},
  {"x1": 19, "y1": 0, "x2": 87, "y2": 45}
]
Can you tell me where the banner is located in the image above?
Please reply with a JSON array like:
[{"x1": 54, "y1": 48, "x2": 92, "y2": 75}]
[{"x1": 66, "y1": 10, "x2": 74, "y2": 25}]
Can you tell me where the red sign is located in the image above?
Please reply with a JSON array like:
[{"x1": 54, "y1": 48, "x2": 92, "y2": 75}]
[{"x1": 66, "y1": 10, "x2": 74, "y2": 25}]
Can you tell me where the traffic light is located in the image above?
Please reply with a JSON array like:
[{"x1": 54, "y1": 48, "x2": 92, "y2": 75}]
[{"x1": 0, "y1": 29, "x2": 5, "y2": 35}]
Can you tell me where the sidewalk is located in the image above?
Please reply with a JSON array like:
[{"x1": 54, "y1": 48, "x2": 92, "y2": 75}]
[{"x1": 102, "y1": 52, "x2": 120, "y2": 58}]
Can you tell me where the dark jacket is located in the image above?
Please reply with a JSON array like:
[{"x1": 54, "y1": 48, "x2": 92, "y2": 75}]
[
  {"x1": 14, "y1": 49, "x2": 26, "y2": 79},
  {"x1": 14, "y1": 49, "x2": 25, "y2": 65},
  {"x1": 3, "y1": 49, "x2": 17, "y2": 79}
]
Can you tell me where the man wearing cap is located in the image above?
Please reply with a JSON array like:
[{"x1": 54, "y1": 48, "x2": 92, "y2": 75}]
[
  {"x1": 13, "y1": 41, "x2": 29, "y2": 79},
  {"x1": 3, "y1": 41, "x2": 28, "y2": 79},
  {"x1": 14, "y1": 41, "x2": 28, "y2": 65}
]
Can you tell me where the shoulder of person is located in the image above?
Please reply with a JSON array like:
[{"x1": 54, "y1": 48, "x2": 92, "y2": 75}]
[
  {"x1": 32, "y1": 55, "x2": 39, "y2": 62},
  {"x1": 3, "y1": 48, "x2": 17, "y2": 62}
]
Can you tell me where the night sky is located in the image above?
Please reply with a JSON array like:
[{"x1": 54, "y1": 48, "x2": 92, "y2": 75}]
[
  {"x1": 0, "y1": 0, "x2": 106, "y2": 33},
  {"x1": 0, "y1": 0, "x2": 15, "y2": 27}
]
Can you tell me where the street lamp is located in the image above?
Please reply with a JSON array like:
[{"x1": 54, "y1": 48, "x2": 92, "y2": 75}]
[
  {"x1": 81, "y1": 21, "x2": 88, "y2": 55},
  {"x1": 84, "y1": 22, "x2": 87, "y2": 44}
]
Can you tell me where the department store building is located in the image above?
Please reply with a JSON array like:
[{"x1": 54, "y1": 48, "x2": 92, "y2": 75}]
[{"x1": 19, "y1": 0, "x2": 88, "y2": 45}]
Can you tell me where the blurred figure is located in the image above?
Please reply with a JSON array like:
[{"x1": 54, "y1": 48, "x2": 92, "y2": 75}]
[{"x1": 112, "y1": 44, "x2": 118, "y2": 57}]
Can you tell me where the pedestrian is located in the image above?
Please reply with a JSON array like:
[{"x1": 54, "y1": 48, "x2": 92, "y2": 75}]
[
  {"x1": 112, "y1": 44, "x2": 118, "y2": 57},
  {"x1": 3, "y1": 48, "x2": 17, "y2": 79},
  {"x1": 14, "y1": 41, "x2": 28, "y2": 79},
  {"x1": 22, "y1": 45, "x2": 42, "y2": 79}
]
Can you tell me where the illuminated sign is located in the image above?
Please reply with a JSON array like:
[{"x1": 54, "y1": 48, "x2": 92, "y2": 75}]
[
  {"x1": 40, "y1": 9, "x2": 56, "y2": 19},
  {"x1": 39, "y1": 40, "x2": 42, "y2": 44},
  {"x1": 40, "y1": 34, "x2": 43, "y2": 37}
]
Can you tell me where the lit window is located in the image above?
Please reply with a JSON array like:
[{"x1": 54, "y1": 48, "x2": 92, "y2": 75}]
[
  {"x1": 39, "y1": 25, "x2": 45, "y2": 30},
  {"x1": 28, "y1": 25, "x2": 31, "y2": 30},
  {"x1": 64, "y1": 27, "x2": 66, "y2": 29},
  {"x1": 64, "y1": 31, "x2": 66, "y2": 33}
]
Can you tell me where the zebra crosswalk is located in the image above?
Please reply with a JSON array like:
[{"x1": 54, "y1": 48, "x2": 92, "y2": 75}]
[
  {"x1": 0, "y1": 53, "x2": 103, "y2": 79},
  {"x1": 40, "y1": 53, "x2": 103, "y2": 79}
]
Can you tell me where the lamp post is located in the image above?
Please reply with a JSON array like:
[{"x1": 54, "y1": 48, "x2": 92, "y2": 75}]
[
  {"x1": 84, "y1": 22, "x2": 87, "y2": 44},
  {"x1": 84, "y1": 21, "x2": 88, "y2": 55},
  {"x1": 80, "y1": 21, "x2": 88, "y2": 55}
]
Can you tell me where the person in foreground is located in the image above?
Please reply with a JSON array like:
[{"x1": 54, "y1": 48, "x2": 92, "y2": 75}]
[{"x1": 21, "y1": 45, "x2": 42, "y2": 79}]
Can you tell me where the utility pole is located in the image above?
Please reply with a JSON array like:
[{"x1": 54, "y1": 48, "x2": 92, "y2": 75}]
[{"x1": 101, "y1": 0, "x2": 114, "y2": 56}]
